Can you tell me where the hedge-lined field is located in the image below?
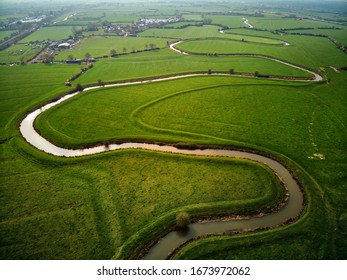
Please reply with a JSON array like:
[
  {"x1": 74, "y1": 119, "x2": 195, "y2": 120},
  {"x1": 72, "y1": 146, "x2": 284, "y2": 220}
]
[
  {"x1": 176, "y1": 35, "x2": 347, "y2": 70},
  {"x1": 34, "y1": 76, "x2": 310, "y2": 148},
  {"x1": 74, "y1": 49, "x2": 310, "y2": 85},
  {"x1": 1, "y1": 1, "x2": 347, "y2": 261},
  {"x1": 1, "y1": 134, "x2": 284, "y2": 259},
  {"x1": 19, "y1": 26, "x2": 78, "y2": 43},
  {"x1": 246, "y1": 15, "x2": 344, "y2": 30},
  {"x1": 0, "y1": 43, "x2": 46, "y2": 64},
  {"x1": 54, "y1": 36, "x2": 169, "y2": 60}
]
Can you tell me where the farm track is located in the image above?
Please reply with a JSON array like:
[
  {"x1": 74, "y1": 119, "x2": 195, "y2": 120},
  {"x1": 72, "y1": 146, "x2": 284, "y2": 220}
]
[{"x1": 19, "y1": 61, "x2": 321, "y2": 258}]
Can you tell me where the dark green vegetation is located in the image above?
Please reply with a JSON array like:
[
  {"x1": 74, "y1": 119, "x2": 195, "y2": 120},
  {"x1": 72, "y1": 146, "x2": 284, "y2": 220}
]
[{"x1": 1, "y1": 0, "x2": 347, "y2": 260}]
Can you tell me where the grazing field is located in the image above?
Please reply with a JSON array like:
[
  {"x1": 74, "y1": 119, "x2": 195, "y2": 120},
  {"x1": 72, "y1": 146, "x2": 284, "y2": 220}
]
[
  {"x1": 19, "y1": 26, "x2": 77, "y2": 43},
  {"x1": 54, "y1": 36, "x2": 169, "y2": 60},
  {"x1": 32, "y1": 69, "x2": 347, "y2": 260},
  {"x1": 176, "y1": 35, "x2": 347, "y2": 70},
  {"x1": 217, "y1": 34, "x2": 285, "y2": 45},
  {"x1": 1, "y1": 0, "x2": 347, "y2": 262},
  {"x1": 0, "y1": 63, "x2": 83, "y2": 138},
  {"x1": 0, "y1": 43, "x2": 46, "y2": 64},
  {"x1": 289, "y1": 28, "x2": 347, "y2": 46},
  {"x1": 209, "y1": 15, "x2": 246, "y2": 28},
  {"x1": 35, "y1": 76, "x2": 313, "y2": 148},
  {"x1": 74, "y1": 50, "x2": 310, "y2": 86},
  {"x1": 247, "y1": 15, "x2": 344, "y2": 30},
  {"x1": 163, "y1": 21, "x2": 203, "y2": 28},
  {"x1": 140, "y1": 25, "x2": 222, "y2": 38},
  {"x1": 0, "y1": 30, "x2": 16, "y2": 41}
]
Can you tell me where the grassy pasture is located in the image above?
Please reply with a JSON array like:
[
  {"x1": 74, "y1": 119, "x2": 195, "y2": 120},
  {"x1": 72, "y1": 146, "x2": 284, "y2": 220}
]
[
  {"x1": 163, "y1": 21, "x2": 203, "y2": 28},
  {"x1": 289, "y1": 28, "x2": 347, "y2": 46},
  {"x1": 177, "y1": 35, "x2": 347, "y2": 70},
  {"x1": 19, "y1": 26, "x2": 77, "y2": 43},
  {"x1": 54, "y1": 36, "x2": 169, "y2": 60},
  {"x1": 0, "y1": 43, "x2": 46, "y2": 64},
  {"x1": 182, "y1": 14, "x2": 203, "y2": 21},
  {"x1": 1, "y1": 134, "x2": 284, "y2": 259},
  {"x1": 140, "y1": 25, "x2": 222, "y2": 38},
  {"x1": 248, "y1": 15, "x2": 344, "y2": 30},
  {"x1": 209, "y1": 15, "x2": 246, "y2": 28},
  {"x1": 74, "y1": 49, "x2": 310, "y2": 86},
  {"x1": 0, "y1": 63, "x2": 83, "y2": 139},
  {"x1": 1, "y1": 2, "x2": 347, "y2": 261},
  {"x1": 34, "y1": 71, "x2": 347, "y2": 260},
  {"x1": 0, "y1": 30, "x2": 16, "y2": 41}
]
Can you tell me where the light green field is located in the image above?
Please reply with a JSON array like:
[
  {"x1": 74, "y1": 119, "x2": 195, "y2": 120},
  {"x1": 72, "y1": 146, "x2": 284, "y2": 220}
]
[
  {"x1": 182, "y1": 14, "x2": 203, "y2": 21},
  {"x1": 176, "y1": 35, "x2": 347, "y2": 70},
  {"x1": 0, "y1": 63, "x2": 83, "y2": 138},
  {"x1": 247, "y1": 15, "x2": 344, "y2": 30},
  {"x1": 0, "y1": 30, "x2": 16, "y2": 41},
  {"x1": 289, "y1": 28, "x2": 347, "y2": 46},
  {"x1": 1, "y1": 2, "x2": 347, "y2": 262},
  {"x1": 209, "y1": 15, "x2": 246, "y2": 28},
  {"x1": 74, "y1": 49, "x2": 310, "y2": 86},
  {"x1": 19, "y1": 26, "x2": 78, "y2": 43},
  {"x1": 1, "y1": 139, "x2": 283, "y2": 259},
  {"x1": 163, "y1": 21, "x2": 203, "y2": 28},
  {"x1": 0, "y1": 43, "x2": 46, "y2": 64},
  {"x1": 54, "y1": 36, "x2": 169, "y2": 60},
  {"x1": 141, "y1": 25, "x2": 221, "y2": 38},
  {"x1": 141, "y1": 25, "x2": 288, "y2": 45},
  {"x1": 34, "y1": 68, "x2": 347, "y2": 260}
]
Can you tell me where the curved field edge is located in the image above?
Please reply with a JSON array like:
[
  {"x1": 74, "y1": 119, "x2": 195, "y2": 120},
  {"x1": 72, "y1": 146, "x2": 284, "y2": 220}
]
[
  {"x1": 170, "y1": 159, "x2": 330, "y2": 260},
  {"x1": 34, "y1": 76, "x2": 318, "y2": 150},
  {"x1": 14, "y1": 72, "x2": 338, "y2": 260},
  {"x1": 112, "y1": 157, "x2": 286, "y2": 260},
  {"x1": 6, "y1": 136, "x2": 286, "y2": 260}
]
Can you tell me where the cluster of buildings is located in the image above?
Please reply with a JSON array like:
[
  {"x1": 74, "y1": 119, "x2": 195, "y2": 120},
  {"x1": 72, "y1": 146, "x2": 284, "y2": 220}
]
[
  {"x1": 19, "y1": 15, "x2": 47, "y2": 24},
  {"x1": 136, "y1": 17, "x2": 179, "y2": 27},
  {"x1": 48, "y1": 39, "x2": 78, "y2": 51},
  {"x1": 104, "y1": 17, "x2": 179, "y2": 35}
]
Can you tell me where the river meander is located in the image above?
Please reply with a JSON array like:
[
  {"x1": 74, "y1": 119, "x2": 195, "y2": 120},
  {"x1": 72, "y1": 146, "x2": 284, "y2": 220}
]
[{"x1": 19, "y1": 73, "x2": 308, "y2": 259}]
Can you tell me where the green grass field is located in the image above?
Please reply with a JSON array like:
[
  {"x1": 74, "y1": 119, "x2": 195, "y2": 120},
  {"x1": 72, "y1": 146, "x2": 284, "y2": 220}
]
[
  {"x1": 0, "y1": 63, "x2": 83, "y2": 139},
  {"x1": 140, "y1": 25, "x2": 222, "y2": 38},
  {"x1": 1, "y1": 139, "x2": 284, "y2": 259},
  {"x1": 73, "y1": 49, "x2": 310, "y2": 86},
  {"x1": 247, "y1": 15, "x2": 344, "y2": 30},
  {"x1": 32, "y1": 69, "x2": 347, "y2": 260},
  {"x1": 209, "y1": 15, "x2": 246, "y2": 28},
  {"x1": 54, "y1": 36, "x2": 169, "y2": 60},
  {"x1": 288, "y1": 28, "x2": 347, "y2": 46},
  {"x1": 163, "y1": 21, "x2": 203, "y2": 28},
  {"x1": 0, "y1": 43, "x2": 46, "y2": 64},
  {"x1": 176, "y1": 35, "x2": 347, "y2": 70},
  {"x1": 1, "y1": 2, "x2": 347, "y2": 261},
  {"x1": 19, "y1": 26, "x2": 77, "y2": 43},
  {"x1": 34, "y1": 76, "x2": 313, "y2": 148},
  {"x1": 0, "y1": 30, "x2": 16, "y2": 41}
]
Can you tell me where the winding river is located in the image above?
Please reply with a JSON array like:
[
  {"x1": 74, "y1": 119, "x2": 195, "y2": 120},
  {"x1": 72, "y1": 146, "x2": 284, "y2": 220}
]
[{"x1": 19, "y1": 51, "x2": 322, "y2": 259}]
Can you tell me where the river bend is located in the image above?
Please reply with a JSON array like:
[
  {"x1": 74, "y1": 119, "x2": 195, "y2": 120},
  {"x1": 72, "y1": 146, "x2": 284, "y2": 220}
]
[{"x1": 20, "y1": 74, "x2": 308, "y2": 260}]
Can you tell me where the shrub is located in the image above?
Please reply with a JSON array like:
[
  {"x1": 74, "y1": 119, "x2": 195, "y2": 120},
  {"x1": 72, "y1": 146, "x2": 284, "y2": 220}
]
[
  {"x1": 176, "y1": 212, "x2": 190, "y2": 229},
  {"x1": 76, "y1": 84, "x2": 84, "y2": 92}
]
